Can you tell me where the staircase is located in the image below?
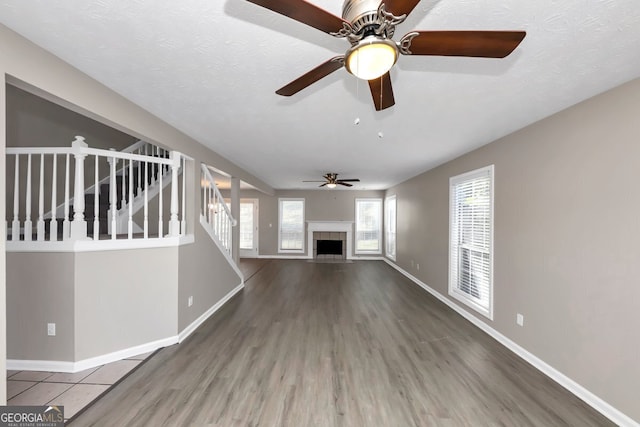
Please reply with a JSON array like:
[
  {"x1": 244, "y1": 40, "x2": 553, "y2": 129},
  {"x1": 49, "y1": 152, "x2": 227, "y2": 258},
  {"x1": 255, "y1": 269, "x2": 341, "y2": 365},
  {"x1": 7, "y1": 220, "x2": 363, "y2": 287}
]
[{"x1": 6, "y1": 136, "x2": 186, "y2": 244}]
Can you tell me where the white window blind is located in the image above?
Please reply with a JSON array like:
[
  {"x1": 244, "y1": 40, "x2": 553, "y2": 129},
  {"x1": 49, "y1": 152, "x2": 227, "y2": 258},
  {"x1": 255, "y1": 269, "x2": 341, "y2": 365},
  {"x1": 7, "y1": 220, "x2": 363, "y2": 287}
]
[
  {"x1": 355, "y1": 198, "x2": 382, "y2": 253},
  {"x1": 385, "y1": 195, "x2": 397, "y2": 260},
  {"x1": 449, "y1": 165, "x2": 494, "y2": 319},
  {"x1": 279, "y1": 198, "x2": 305, "y2": 252}
]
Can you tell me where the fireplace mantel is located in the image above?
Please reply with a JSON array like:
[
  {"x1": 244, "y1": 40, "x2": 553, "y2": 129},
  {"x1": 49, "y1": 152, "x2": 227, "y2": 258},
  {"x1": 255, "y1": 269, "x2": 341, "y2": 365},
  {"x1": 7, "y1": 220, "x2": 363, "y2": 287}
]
[{"x1": 307, "y1": 221, "x2": 353, "y2": 259}]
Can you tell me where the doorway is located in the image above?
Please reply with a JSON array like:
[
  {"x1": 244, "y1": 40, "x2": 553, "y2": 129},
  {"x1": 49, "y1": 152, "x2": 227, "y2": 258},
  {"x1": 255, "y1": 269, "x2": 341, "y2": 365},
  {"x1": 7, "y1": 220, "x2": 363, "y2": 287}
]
[{"x1": 239, "y1": 199, "x2": 259, "y2": 258}]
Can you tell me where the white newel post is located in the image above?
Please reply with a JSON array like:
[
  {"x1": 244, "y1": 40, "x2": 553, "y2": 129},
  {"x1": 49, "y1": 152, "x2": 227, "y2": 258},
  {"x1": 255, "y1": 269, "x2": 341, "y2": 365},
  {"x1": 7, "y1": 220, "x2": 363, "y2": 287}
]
[
  {"x1": 169, "y1": 151, "x2": 181, "y2": 237},
  {"x1": 70, "y1": 136, "x2": 89, "y2": 240}
]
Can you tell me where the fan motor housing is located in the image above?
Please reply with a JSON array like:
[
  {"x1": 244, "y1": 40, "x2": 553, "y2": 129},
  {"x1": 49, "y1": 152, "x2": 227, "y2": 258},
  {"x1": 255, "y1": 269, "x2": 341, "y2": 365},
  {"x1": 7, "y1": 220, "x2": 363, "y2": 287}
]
[{"x1": 342, "y1": 0, "x2": 380, "y2": 34}]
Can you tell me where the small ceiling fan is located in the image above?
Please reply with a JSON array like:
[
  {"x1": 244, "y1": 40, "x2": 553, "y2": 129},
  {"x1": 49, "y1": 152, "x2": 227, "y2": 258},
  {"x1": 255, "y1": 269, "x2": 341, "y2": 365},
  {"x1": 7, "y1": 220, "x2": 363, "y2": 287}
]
[
  {"x1": 304, "y1": 173, "x2": 360, "y2": 188},
  {"x1": 246, "y1": 0, "x2": 526, "y2": 111}
]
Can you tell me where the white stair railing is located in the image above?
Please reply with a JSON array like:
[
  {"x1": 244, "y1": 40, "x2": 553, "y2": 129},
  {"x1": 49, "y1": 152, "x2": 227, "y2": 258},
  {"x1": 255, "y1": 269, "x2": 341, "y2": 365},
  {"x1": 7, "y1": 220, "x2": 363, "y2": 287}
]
[
  {"x1": 200, "y1": 164, "x2": 236, "y2": 256},
  {"x1": 6, "y1": 136, "x2": 186, "y2": 244}
]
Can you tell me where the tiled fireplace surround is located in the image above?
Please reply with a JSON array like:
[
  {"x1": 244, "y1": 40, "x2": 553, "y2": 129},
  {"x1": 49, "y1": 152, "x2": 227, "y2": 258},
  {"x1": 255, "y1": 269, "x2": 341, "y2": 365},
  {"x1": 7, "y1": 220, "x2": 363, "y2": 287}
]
[{"x1": 307, "y1": 221, "x2": 353, "y2": 260}]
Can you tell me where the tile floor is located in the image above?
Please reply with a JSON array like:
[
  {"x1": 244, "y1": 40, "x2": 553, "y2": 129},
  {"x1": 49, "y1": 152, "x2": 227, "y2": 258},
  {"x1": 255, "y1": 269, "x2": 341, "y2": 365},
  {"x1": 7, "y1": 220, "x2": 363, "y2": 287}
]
[{"x1": 6, "y1": 351, "x2": 155, "y2": 423}]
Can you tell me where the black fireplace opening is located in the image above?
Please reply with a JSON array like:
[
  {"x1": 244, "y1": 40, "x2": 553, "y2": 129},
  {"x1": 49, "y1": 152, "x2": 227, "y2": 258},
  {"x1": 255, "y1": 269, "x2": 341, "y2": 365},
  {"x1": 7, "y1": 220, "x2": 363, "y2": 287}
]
[{"x1": 317, "y1": 239, "x2": 342, "y2": 255}]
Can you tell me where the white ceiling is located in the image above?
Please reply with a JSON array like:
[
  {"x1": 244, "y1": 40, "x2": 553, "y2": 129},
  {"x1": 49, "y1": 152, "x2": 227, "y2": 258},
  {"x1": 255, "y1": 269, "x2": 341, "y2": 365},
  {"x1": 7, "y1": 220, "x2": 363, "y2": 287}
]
[{"x1": 1, "y1": 0, "x2": 639, "y2": 190}]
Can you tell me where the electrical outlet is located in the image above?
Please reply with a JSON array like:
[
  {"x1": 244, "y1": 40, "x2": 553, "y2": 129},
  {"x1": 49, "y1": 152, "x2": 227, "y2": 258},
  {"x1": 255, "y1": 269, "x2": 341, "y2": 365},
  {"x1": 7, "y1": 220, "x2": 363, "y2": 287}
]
[
  {"x1": 188, "y1": 296, "x2": 193, "y2": 307},
  {"x1": 516, "y1": 313, "x2": 524, "y2": 326},
  {"x1": 47, "y1": 323, "x2": 56, "y2": 336}
]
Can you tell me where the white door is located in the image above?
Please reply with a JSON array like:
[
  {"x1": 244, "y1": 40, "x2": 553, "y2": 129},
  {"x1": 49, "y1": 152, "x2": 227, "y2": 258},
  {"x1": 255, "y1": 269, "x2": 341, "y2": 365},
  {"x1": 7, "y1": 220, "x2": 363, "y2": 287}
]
[{"x1": 239, "y1": 199, "x2": 259, "y2": 258}]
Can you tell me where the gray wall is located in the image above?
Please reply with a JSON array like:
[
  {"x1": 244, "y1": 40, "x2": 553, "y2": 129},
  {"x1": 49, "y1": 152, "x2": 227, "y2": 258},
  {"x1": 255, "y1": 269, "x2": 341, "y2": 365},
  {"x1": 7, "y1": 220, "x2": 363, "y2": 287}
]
[
  {"x1": 0, "y1": 24, "x2": 272, "y2": 196},
  {"x1": 0, "y1": 75, "x2": 6, "y2": 404},
  {"x1": 6, "y1": 253, "x2": 75, "y2": 361},
  {"x1": 5, "y1": 84, "x2": 138, "y2": 223},
  {"x1": 74, "y1": 248, "x2": 179, "y2": 360},
  {"x1": 237, "y1": 189, "x2": 385, "y2": 257},
  {"x1": 178, "y1": 225, "x2": 242, "y2": 331},
  {"x1": 386, "y1": 77, "x2": 640, "y2": 422},
  {"x1": 6, "y1": 84, "x2": 137, "y2": 150},
  {"x1": 0, "y1": 23, "x2": 252, "y2": 371}
]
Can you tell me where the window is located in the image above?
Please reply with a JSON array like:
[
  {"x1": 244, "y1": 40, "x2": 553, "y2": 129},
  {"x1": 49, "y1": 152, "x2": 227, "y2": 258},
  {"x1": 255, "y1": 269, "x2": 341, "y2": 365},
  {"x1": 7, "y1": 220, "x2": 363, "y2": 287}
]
[
  {"x1": 385, "y1": 195, "x2": 397, "y2": 260},
  {"x1": 449, "y1": 165, "x2": 494, "y2": 319},
  {"x1": 355, "y1": 198, "x2": 382, "y2": 254},
  {"x1": 279, "y1": 198, "x2": 305, "y2": 252}
]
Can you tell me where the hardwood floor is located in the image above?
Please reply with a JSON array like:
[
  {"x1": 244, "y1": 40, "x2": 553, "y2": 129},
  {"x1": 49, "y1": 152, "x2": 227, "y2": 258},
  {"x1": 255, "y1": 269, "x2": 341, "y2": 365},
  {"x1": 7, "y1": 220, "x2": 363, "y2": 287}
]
[{"x1": 71, "y1": 260, "x2": 613, "y2": 426}]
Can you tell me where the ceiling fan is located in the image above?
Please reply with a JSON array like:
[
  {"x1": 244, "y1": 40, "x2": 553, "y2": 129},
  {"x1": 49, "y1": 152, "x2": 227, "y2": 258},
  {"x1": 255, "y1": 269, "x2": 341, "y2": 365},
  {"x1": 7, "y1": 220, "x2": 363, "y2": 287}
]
[
  {"x1": 246, "y1": 0, "x2": 526, "y2": 111},
  {"x1": 304, "y1": 173, "x2": 360, "y2": 188}
]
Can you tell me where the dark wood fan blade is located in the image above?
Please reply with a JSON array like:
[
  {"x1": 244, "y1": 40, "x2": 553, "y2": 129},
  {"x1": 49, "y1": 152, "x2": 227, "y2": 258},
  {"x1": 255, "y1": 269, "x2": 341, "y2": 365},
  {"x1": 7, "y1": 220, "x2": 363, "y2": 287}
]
[
  {"x1": 246, "y1": 0, "x2": 350, "y2": 35},
  {"x1": 400, "y1": 31, "x2": 526, "y2": 58},
  {"x1": 383, "y1": 0, "x2": 422, "y2": 18},
  {"x1": 276, "y1": 56, "x2": 344, "y2": 96},
  {"x1": 337, "y1": 179, "x2": 360, "y2": 182},
  {"x1": 338, "y1": 182, "x2": 353, "y2": 187},
  {"x1": 319, "y1": 183, "x2": 328, "y2": 187},
  {"x1": 368, "y1": 72, "x2": 395, "y2": 111}
]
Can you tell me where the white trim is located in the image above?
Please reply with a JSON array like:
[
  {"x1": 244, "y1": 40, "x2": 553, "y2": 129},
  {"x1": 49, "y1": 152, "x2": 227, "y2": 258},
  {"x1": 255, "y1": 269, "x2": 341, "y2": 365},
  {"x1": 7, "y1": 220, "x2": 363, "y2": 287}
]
[
  {"x1": 448, "y1": 164, "x2": 494, "y2": 320},
  {"x1": 5, "y1": 234, "x2": 194, "y2": 253},
  {"x1": 354, "y1": 198, "x2": 383, "y2": 255},
  {"x1": 7, "y1": 282, "x2": 246, "y2": 374},
  {"x1": 178, "y1": 282, "x2": 244, "y2": 343},
  {"x1": 258, "y1": 254, "x2": 311, "y2": 260},
  {"x1": 384, "y1": 194, "x2": 397, "y2": 261},
  {"x1": 7, "y1": 336, "x2": 178, "y2": 373},
  {"x1": 383, "y1": 258, "x2": 639, "y2": 427},
  {"x1": 278, "y1": 198, "x2": 305, "y2": 254},
  {"x1": 306, "y1": 220, "x2": 354, "y2": 260}
]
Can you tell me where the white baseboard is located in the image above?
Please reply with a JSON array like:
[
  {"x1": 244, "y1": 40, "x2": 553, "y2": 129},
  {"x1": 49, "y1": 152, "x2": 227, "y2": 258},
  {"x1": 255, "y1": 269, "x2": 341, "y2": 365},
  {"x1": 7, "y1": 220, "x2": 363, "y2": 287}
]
[
  {"x1": 7, "y1": 336, "x2": 178, "y2": 373},
  {"x1": 383, "y1": 259, "x2": 639, "y2": 427},
  {"x1": 178, "y1": 282, "x2": 245, "y2": 343},
  {"x1": 7, "y1": 282, "x2": 245, "y2": 374},
  {"x1": 257, "y1": 255, "x2": 311, "y2": 260}
]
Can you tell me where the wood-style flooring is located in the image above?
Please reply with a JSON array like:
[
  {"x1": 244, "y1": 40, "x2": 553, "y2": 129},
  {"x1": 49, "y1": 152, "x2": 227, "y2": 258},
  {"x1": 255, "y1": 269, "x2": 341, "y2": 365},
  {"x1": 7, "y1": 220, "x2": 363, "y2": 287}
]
[{"x1": 71, "y1": 260, "x2": 614, "y2": 426}]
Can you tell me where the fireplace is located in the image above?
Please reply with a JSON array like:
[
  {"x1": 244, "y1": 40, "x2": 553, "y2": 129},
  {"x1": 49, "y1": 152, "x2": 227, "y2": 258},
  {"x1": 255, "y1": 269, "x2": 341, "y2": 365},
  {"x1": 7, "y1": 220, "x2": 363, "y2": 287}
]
[
  {"x1": 307, "y1": 221, "x2": 353, "y2": 260},
  {"x1": 317, "y1": 239, "x2": 343, "y2": 255},
  {"x1": 313, "y1": 232, "x2": 346, "y2": 260}
]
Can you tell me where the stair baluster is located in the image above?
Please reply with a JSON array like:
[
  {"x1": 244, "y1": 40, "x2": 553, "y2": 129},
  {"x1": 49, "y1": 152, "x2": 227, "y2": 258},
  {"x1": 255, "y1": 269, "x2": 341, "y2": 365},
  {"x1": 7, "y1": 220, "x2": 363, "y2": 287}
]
[
  {"x1": 128, "y1": 158, "x2": 133, "y2": 239},
  {"x1": 37, "y1": 153, "x2": 45, "y2": 241},
  {"x1": 109, "y1": 155, "x2": 117, "y2": 240},
  {"x1": 24, "y1": 154, "x2": 32, "y2": 241},
  {"x1": 11, "y1": 154, "x2": 20, "y2": 241},
  {"x1": 50, "y1": 154, "x2": 58, "y2": 241},
  {"x1": 144, "y1": 160, "x2": 149, "y2": 239},
  {"x1": 93, "y1": 155, "x2": 99, "y2": 240},
  {"x1": 63, "y1": 153, "x2": 71, "y2": 240}
]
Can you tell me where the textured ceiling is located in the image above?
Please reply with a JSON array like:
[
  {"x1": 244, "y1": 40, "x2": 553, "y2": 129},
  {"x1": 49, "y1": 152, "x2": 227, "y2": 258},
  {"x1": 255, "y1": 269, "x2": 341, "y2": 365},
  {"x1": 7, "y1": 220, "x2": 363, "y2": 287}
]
[{"x1": 1, "y1": 0, "x2": 639, "y2": 190}]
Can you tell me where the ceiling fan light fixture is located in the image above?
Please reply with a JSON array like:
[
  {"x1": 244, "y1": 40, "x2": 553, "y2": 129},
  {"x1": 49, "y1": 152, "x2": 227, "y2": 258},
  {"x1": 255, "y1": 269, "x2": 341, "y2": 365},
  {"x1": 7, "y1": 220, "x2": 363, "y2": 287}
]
[
  {"x1": 345, "y1": 36, "x2": 398, "y2": 80},
  {"x1": 326, "y1": 183, "x2": 337, "y2": 189}
]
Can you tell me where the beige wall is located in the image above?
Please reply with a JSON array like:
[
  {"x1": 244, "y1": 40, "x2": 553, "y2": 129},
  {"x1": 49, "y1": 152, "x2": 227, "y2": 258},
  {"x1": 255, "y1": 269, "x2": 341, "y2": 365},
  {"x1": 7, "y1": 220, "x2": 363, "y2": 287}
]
[
  {"x1": 386, "y1": 77, "x2": 640, "y2": 423},
  {"x1": 6, "y1": 253, "x2": 75, "y2": 361},
  {"x1": 1, "y1": 74, "x2": 7, "y2": 404},
  {"x1": 74, "y1": 248, "x2": 179, "y2": 360},
  {"x1": 238, "y1": 189, "x2": 385, "y2": 256}
]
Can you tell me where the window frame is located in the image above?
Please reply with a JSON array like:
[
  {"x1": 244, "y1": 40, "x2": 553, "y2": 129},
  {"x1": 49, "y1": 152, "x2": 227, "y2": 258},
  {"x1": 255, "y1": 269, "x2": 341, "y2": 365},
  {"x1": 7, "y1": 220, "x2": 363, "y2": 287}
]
[
  {"x1": 384, "y1": 194, "x2": 397, "y2": 261},
  {"x1": 355, "y1": 198, "x2": 383, "y2": 255},
  {"x1": 278, "y1": 198, "x2": 305, "y2": 253},
  {"x1": 448, "y1": 165, "x2": 494, "y2": 320}
]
